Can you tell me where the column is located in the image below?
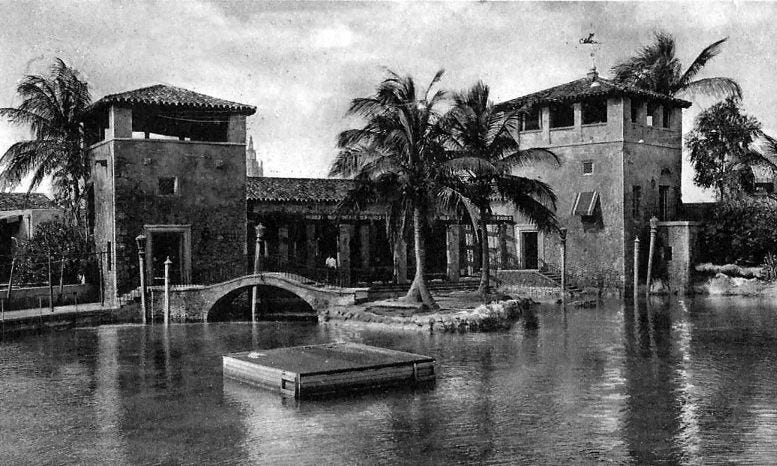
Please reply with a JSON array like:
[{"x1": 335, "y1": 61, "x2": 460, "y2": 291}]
[
  {"x1": 393, "y1": 237, "x2": 408, "y2": 284},
  {"x1": 278, "y1": 225, "x2": 289, "y2": 261},
  {"x1": 227, "y1": 114, "x2": 246, "y2": 143},
  {"x1": 305, "y1": 223, "x2": 316, "y2": 270},
  {"x1": 107, "y1": 106, "x2": 132, "y2": 139},
  {"x1": 497, "y1": 224, "x2": 508, "y2": 270},
  {"x1": 359, "y1": 224, "x2": 370, "y2": 270},
  {"x1": 446, "y1": 224, "x2": 461, "y2": 282},
  {"x1": 338, "y1": 224, "x2": 354, "y2": 285}
]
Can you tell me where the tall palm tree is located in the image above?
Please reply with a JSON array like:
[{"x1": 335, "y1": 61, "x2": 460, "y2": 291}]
[
  {"x1": 0, "y1": 58, "x2": 92, "y2": 226},
  {"x1": 611, "y1": 32, "x2": 741, "y2": 101},
  {"x1": 439, "y1": 81, "x2": 560, "y2": 294},
  {"x1": 330, "y1": 69, "x2": 447, "y2": 309}
]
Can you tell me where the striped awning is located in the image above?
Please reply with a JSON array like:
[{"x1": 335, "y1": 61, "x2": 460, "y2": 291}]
[{"x1": 572, "y1": 191, "x2": 599, "y2": 216}]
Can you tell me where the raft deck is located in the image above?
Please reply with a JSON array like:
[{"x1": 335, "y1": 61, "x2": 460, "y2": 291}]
[{"x1": 223, "y1": 342, "x2": 436, "y2": 398}]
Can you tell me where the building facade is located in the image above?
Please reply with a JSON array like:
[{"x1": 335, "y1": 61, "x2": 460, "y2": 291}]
[
  {"x1": 84, "y1": 85, "x2": 256, "y2": 306},
  {"x1": 496, "y1": 69, "x2": 691, "y2": 292}
]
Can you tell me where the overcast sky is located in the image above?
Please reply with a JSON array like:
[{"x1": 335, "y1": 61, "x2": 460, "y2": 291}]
[{"x1": 1, "y1": 1, "x2": 775, "y2": 201}]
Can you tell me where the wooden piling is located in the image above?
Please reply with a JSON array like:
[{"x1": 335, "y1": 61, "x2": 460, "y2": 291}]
[
  {"x1": 633, "y1": 236, "x2": 640, "y2": 298},
  {"x1": 164, "y1": 256, "x2": 171, "y2": 326},
  {"x1": 646, "y1": 217, "x2": 658, "y2": 297}
]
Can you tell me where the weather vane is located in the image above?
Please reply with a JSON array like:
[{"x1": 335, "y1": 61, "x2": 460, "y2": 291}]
[{"x1": 579, "y1": 31, "x2": 601, "y2": 71}]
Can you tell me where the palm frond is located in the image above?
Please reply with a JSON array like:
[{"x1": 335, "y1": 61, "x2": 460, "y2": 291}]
[
  {"x1": 678, "y1": 77, "x2": 742, "y2": 101},
  {"x1": 676, "y1": 37, "x2": 727, "y2": 90}
]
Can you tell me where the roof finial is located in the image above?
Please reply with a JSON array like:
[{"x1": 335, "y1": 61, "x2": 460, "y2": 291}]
[{"x1": 579, "y1": 30, "x2": 601, "y2": 80}]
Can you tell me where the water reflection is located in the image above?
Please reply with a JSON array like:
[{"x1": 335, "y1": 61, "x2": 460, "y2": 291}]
[{"x1": 1, "y1": 297, "x2": 777, "y2": 463}]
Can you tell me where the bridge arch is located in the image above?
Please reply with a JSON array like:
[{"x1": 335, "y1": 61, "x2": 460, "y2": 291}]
[
  {"x1": 196, "y1": 273, "x2": 363, "y2": 322},
  {"x1": 207, "y1": 284, "x2": 315, "y2": 322}
]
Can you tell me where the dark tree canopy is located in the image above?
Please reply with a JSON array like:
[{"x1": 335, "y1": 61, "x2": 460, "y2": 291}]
[{"x1": 686, "y1": 97, "x2": 774, "y2": 197}]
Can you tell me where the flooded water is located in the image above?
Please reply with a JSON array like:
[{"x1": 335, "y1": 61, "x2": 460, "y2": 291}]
[{"x1": 2, "y1": 296, "x2": 777, "y2": 464}]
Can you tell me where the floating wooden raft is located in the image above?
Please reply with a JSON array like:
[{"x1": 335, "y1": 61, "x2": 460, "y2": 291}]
[{"x1": 223, "y1": 342, "x2": 436, "y2": 398}]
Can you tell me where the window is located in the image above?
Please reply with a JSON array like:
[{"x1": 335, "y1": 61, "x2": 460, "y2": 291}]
[
  {"x1": 523, "y1": 106, "x2": 540, "y2": 131},
  {"x1": 647, "y1": 102, "x2": 659, "y2": 126},
  {"x1": 659, "y1": 185, "x2": 670, "y2": 221},
  {"x1": 582, "y1": 160, "x2": 594, "y2": 175},
  {"x1": 662, "y1": 105, "x2": 672, "y2": 128},
  {"x1": 550, "y1": 103, "x2": 574, "y2": 128},
  {"x1": 106, "y1": 241, "x2": 112, "y2": 271},
  {"x1": 582, "y1": 98, "x2": 607, "y2": 124},
  {"x1": 630, "y1": 100, "x2": 641, "y2": 123},
  {"x1": 664, "y1": 246, "x2": 673, "y2": 261},
  {"x1": 632, "y1": 185, "x2": 641, "y2": 218},
  {"x1": 158, "y1": 177, "x2": 178, "y2": 196}
]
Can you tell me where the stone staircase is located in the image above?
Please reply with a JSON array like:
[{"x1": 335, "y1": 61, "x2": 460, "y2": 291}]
[
  {"x1": 117, "y1": 287, "x2": 143, "y2": 307},
  {"x1": 538, "y1": 270, "x2": 584, "y2": 293}
]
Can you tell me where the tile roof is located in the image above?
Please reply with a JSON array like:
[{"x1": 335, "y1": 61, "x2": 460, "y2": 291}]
[
  {"x1": 89, "y1": 84, "x2": 256, "y2": 115},
  {"x1": 0, "y1": 193, "x2": 59, "y2": 211},
  {"x1": 497, "y1": 71, "x2": 691, "y2": 111},
  {"x1": 247, "y1": 177, "x2": 354, "y2": 203}
]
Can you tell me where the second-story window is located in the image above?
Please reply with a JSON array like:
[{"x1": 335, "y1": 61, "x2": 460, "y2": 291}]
[
  {"x1": 582, "y1": 98, "x2": 607, "y2": 124},
  {"x1": 550, "y1": 103, "x2": 574, "y2": 128},
  {"x1": 582, "y1": 160, "x2": 594, "y2": 175},
  {"x1": 631, "y1": 99, "x2": 641, "y2": 123},
  {"x1": 158, "y1": 177, "x2": 178, "y2": 196},
  {"x1": 647, "y1": 102, "x2": 659, "y2": 126},
  {"x1": 522, "y1": 106, "x2": 540, "y2": 131},
  {"x1": 662, "y1": 105, "x2": 672, "y2": 128}
]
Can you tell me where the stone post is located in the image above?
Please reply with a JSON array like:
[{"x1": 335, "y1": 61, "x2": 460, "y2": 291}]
[
  {"x1": 252, "y1": 223, "x2": 266, "y2": 322},
  {"x1": 278, "y1": 225, "x2": 289, "y2": 262},
  {"x1": 135, "y1": 234, "x2": 147, "y2": 325},
  {"x1": 646, "y1": 216, "x2": 658, "y2": 297},
  {"x1": 633, "y1": 236, "x2": 640, "y2": 298},
  {"x1": 359, "y1": 224, "x2": 370, "y2": 272},
  {"x1": 497, "y1": 224, "x2": 509, "y2": 270},
  {"x1": 559, "y1": 228, "x2": 567, "y2": 297},
  {"x1": 446, "y1": 224, "x2": 461, "y2": 282},
  {"x1": 338, "y1": 224, "x2": 353, "y2": 286},
  {"x1": 393, "y1": 237, "x2": 408, "y2": 284},
  {"x1": 164, "y1": 256, "x2": 171, "y2": 326},
  {"x1": 305, "y1": 223, "x2": 317, "y2": 270}
]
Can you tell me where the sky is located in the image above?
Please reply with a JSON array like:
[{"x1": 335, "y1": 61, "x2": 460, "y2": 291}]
[{"x1": 0, "y1": 0, "x2": 775, "y2": 202}]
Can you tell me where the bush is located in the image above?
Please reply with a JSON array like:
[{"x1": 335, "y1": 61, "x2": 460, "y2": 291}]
[
  {"x1": 699, "y1": 197, "x2": 777, "y2": 266},
  {"x1": 12, "y1": 220, "x2": 94, "y2": 286}
]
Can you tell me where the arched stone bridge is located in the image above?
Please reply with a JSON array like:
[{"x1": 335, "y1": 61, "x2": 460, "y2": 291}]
[{"x1": 158, "y1": 273, "x2": 368, "y2": 322}]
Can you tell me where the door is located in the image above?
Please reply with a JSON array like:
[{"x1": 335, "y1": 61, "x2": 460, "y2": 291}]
[
  {"x1": 151, "y1": 232, "x2": 182, "y2": 284},
  {"x1": 522, "y1": 232, "x2": 538, "y2": 270}
]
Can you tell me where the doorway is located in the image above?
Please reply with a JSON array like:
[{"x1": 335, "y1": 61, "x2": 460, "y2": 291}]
[
  {"x1": 151, "y1": 232, "x2": 183, "y2": 284},
  {"x1": 522, "y1": 231, "x2": 539, "y2": 270}
]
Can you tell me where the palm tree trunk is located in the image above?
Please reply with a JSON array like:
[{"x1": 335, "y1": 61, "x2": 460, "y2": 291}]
[
  {"x1": 478, "y1": 206, "x2": 490, "y2": 295},
  {"x1": 405, "y1": 205, "x2": 436, "y2": 309}
]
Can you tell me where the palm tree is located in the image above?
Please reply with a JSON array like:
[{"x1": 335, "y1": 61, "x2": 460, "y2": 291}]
[
  {"x1": 611, "y1": 32, "x2": 741, "y2": 101},
  {"x1": 439, "y1": 81, "x2": 560, "y2": 295},
  {"x1": 0, "y1": 58, "x2": 92, "y2": 226},
  {"x1": 330, "y1": 69, "x2": 447, "y2": 309}
]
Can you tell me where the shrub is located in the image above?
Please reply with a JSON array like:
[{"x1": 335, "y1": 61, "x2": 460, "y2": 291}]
[
  {"x1": 699, "y1": 197, "x2": 777, "y2": 266},
  {"x1": 12, "y1": 220, "x2": 94, "y2": 286}
]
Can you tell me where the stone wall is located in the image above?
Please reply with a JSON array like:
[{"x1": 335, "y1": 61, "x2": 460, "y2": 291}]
[
  {"x1": 92, "y1": 138, "x2": 247, "y2": 297},
  {"x1": 657, "y1": 221, "x2": 700, "y2": 294},
  {"x1": 90, "y1": 141, "x2": 118, "y2": 306}
]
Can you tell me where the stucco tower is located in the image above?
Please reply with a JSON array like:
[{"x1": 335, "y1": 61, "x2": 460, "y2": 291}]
[
  {"x1": 495, "y1": 69, "x2": 691, "y2": 293},
  {"x1": 83, "y1": 85, "x2": 256, "y2": 306}
]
